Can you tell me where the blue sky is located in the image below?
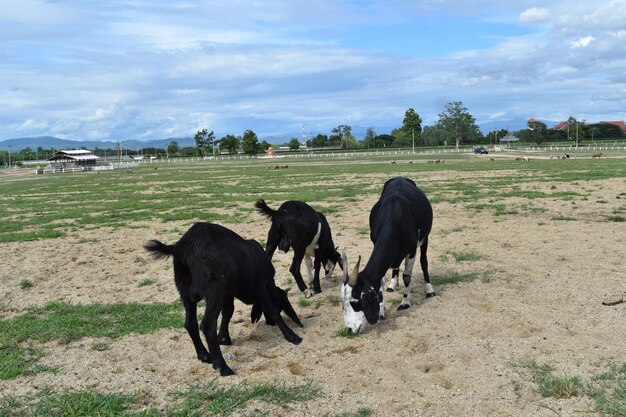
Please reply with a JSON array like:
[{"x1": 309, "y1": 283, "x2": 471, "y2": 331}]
[{"x1": 1, "y1": 0, "x2": 625, "y2": 142}]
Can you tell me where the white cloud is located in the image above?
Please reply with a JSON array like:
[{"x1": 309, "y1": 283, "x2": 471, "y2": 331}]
[
  {"x1": 571, "y1": 35, "x2": 596, "y2": 48},
  {"x1": 518, "y1": 7, "x2": 551, "y2": 24}
]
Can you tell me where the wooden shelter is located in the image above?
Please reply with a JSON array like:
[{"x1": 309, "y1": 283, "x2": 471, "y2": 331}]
[{"x1": 48, "y1": 150, "x2": 99, "y2": 168}]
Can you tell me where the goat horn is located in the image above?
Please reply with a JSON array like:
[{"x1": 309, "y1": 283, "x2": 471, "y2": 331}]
[
  {"x1": 348, "y1": 255, "x2": 361, "y2": 287},
  {"x1": 341, "y1": 252, "x2": 349, "y2": 284}
]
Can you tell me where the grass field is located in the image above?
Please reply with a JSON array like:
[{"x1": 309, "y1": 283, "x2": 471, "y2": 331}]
[{"x1": 1, "y1": 150, "x2": 624, "y2": 416}]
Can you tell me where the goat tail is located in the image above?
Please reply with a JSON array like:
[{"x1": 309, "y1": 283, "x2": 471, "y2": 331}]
[
  {"x1": 144, "y1": 239, "x2": 176, "y2": 260},
  {"x1": 254, "y1": 199, "x2": 276, "y2": 219}
]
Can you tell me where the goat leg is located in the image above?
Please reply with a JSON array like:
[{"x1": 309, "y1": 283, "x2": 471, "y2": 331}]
[
  {"x1": 200, "y1": 303, "x2": 234, "y2": 376},
  {"x1": 182, "y1": 299, "x2": 211, "y2": 363},
  {"x1": 260, "y1": 290, "x2": 302, "y2": 345},
  {"x1": 217, "y1": 297, "x2": 234, "y2": 345},
  {"x1": 312, "y1": 256, "x2": 323, "y2": 294}
]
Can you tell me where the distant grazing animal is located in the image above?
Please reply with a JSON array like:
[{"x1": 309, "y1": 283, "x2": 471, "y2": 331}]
[
  {"x1": 126, "y1": 169, "x2": 133, "y2": 173},
  {"x1": 390, "y1": 161, "x2": 397, "y2": 165},
  {"x1": 144, "y1": 222, "x2": 302, "y2": 376},
  {"x1": 255, "y1": 199, "x2": 343, "y2": 298},
  {"x1": 341, "y1": 177, "x2": 434, "y2": 334},
  {"x1": 592, "y1": 152, "x2": 603, "y2": 159}
]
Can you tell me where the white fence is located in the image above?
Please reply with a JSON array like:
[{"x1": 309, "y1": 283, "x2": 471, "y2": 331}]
[{"x1": 39, "y1": 162, "x2": 138, "y2": 174}]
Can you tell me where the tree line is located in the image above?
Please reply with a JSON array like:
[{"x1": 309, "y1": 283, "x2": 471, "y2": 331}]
[{"x1": 2, "y1": 101, "x2": 624, "y2": 165}]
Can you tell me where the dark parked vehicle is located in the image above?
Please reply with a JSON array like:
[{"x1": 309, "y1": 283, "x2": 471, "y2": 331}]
[{"x1": 474, "y1": 146, "x2": 489, "y2": 154}]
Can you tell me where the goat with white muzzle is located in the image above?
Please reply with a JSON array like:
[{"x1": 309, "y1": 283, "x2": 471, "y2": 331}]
[{"x1": 341, "y1": 177, "x2": 435, "y2": 334}]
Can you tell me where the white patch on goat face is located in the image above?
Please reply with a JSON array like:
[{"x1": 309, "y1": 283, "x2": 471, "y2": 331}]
[
  {"x1": 341, "y1": 283, "x2": 366, "y2": 334},
  {"x1": 305, "y1": 222, "x2": 321, "y2": 257}
]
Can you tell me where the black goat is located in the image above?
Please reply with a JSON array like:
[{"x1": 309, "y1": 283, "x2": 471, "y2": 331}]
[
  {"x1": 341, "y1": 177, "x2": 434, "y2": 333},
  {"x1": 144, "y1": 222, "x2": 302, "y2": 376},
  {"x1": 255, "y1": 199, "x2": 342, "y2": 297}
]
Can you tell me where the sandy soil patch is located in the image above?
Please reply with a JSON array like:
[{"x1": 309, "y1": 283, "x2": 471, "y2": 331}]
[{"x1": 1, "y1": 171, "x2": 624, "y2": 416}]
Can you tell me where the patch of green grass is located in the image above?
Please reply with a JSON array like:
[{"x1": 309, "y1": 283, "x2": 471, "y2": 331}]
[
  {"x1": 298, "y1": 299, "x2": 313, "y2": 308},
  {"x1": 606, "y1": 214, "x2": 625, "y2": 222},
  {"x1": 91, "y1": 342, "x2": 111, "y2": 352},
  {"x1": 19, "y1": 279, "x2": 34, "y2": 289},
  {"x1": 512, "y1": 360, "x2": 625, "y2": 417},
  {"x1": 439, "y1": 226, "x2": 466, "y2": 236},
  {"x1": 323, "y1": 408, "x2": 373, "y2": 417},
  {"x1": 587, "y1": 361, "x2": 626, "y2": 417},
  {"x1": 324, "y1": 294, "x2": 342, "y2": 307},
  {"x1": 433, "y1": 272, "x2": 481, "y2": 286},
  {"x1": 355, "y1": 227, "x2": 369, "y2": 235},
  {"x1": 334, "y1": 328, "x2": 359, "y2": 339},
  {"x1": 170, "y1": 380, "x2": 319, "y2": 416},
  {"x1": 0, "y1": 380, "x2": 319, "y2": 416},
  {"x1": 138, "y1": 278, "x2": 155, "y2": 287},
  {"x1": 448, "y1": 250, "x2": 483, "y2": 262},
  {"x1": 515, "y1": 360, "x2": 583, "y2": 398},
  {"x1": 0, "y1": 301, "x2": 182, "y2": 379},
  {"x1": 552, "y1": 214, "x2": 575, "y2": 221}
]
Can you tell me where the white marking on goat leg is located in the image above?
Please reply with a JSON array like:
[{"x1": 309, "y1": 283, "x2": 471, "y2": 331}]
[
  {"x1": 387, "y1": 268, "x2": 399, "y2": 292},
  {"x1": 425, "y1": 283, "x2": 435, "y2": 296},
  {"x1": 304, "y1": 254, "x2": 314, "y2": 287},
  {"x1": 399, "y1": 255, "x2": 416, "y2": 309},
  {"x1": 305, "y1": 222, "x2": 321, "y2": 257},
  {"x1": 303, "y1": 288, "x2": 314, "y2": 299}
]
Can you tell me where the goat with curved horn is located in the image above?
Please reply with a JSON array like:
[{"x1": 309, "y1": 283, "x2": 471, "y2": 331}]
[{"x1": 340, "y1": 177, "x2": 435, "y2": 334}]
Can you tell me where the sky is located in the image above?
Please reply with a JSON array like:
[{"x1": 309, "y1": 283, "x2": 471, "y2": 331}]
[{"x1": 1, "y1": 0, "x2": 626, "y2": 142}]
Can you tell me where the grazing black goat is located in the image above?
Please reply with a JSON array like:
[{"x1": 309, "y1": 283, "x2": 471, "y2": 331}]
[
  {"x1": 255, "y1": 199, "x2": 342, "y2": 297},
  {"x1": 341, "y1": 177, "x2": 434, "y2": 334},
  {"x1": 144, "y1": 222, "x2": 302, "y2": 376}
]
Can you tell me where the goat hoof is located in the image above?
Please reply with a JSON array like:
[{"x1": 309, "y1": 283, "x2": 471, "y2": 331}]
[
  {"x1": 426, "y1": 292, "x2": 436, "y2": 298},
  {"x1": 219, "y1": 336, "x2": 232, "y2": 345},
  {"x1": 303, "y1": 289, "x2": 314, "y2": 298},
  {"x1": 198, "y1": 354, "x2": 212, "y2": 364},
  {"x1": 386, "y1": 287, "x2": 395, "y2": 293},
  {"x1": 397, "y1": 304, "x2": 410, "y2": 311},
  {"x1": 313, "y1": 287, "x2": 322, "y2": 294},
  {"x1": 289, "y1": 335, "x2": 303, "y2": 345},
  {"x1": 220, "y1": 367, "x2": 235, "y2": 377}
]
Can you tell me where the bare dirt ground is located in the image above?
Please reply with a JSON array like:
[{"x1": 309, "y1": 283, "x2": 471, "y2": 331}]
[{"x1": 1, "y1": 169, "x2": 624, "y2": 416}]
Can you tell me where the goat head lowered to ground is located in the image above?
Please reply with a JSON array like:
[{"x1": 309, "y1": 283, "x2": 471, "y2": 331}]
[
  {"x1": 144, "y1": 222, "x2": 302, "y2": 376},
  {"x1": 341, "y1": 177, "x2": 434, "y2": 334},
  {"x1": 255, "y1": 199, "x2": 343, "y2": 298}
]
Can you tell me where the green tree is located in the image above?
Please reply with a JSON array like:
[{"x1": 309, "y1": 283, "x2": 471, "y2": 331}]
[
  {"x1": 242, "y1": 130, "x2": 259, "y2": 155},
  {"x1": 167, "y1": 141, "x2": 180, "y2": 156},
  {"x1": 527, "y1": 120, "x2": 548, "y2": 145},
  {"x1": 422, "y1": 125, "x2": 448, "y2": 146},
  {"x1": 219, "y1": 134, "x2": 240, "y2": 154},
  {"x1": 402, "y1": 108, "x2": 422, "y2": 150},
  {"x1": 288, "y1": 138, "x2": 301, "y2": 150},
  {"x1": 591, "y1": 122, "x2": 624, "y2": 139},
  {"x1": 260, "y1": 140, "x2": 272, "y2": 152},
  {"x1": 330, "y1": 125, "x2": 356, "y2": 148},
  {"x1": 311, "y1": 134, "x2": 328, "y2": 148},
  {"x1": 436, "y1": 101, "x2": 482, "y2": 148},
  {"x1": 194, "y1": 129, "x2": 215, "y2": 157},
  {"x1": 362, "y1": 128, "x2": 377, "y2": 148}
]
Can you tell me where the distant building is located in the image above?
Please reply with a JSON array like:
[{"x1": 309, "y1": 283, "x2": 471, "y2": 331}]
[{"x1": 48, "y1": 150, "x2": 99, "y2": 167}]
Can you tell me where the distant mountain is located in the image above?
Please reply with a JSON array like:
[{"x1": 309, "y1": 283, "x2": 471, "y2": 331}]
[{"x1": 0, "y1": 136, "x2": 195, "y2": 152}]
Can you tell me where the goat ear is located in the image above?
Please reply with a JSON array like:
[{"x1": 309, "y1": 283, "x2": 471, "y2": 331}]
[{"x1": 348, "y1": 255, "x2": 361, "y2": 287}]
